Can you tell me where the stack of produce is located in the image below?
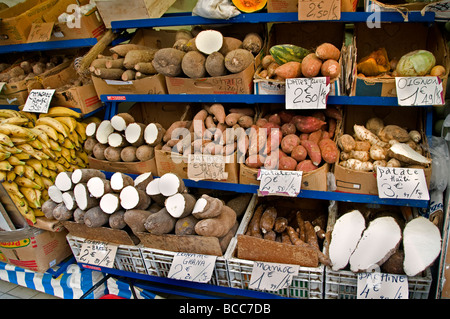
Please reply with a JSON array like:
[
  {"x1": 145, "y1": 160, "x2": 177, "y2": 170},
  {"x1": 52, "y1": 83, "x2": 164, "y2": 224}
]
[
  {"x1": 152, "y1": 28, "x2": 263, "y2": 78},
  {"x1": 243, "y1": 106, "x2": 342, "y2": 172},
  {"x1": 328, "y1": 206, "x2": 441, "y2": 277},
  {"x1": 85, "y1": 113, "x2": 164, "y2": 162},
  {"x1": 256, "y1": 42, "x2": 341, "y2": 81},
  {"x1": 357, "y1": 48, "x2": 445, "y2": 78},
  {"x1": 244, "y1": 203, "x2": 330, "y2": 267},
  {"x1": 337, "y1": 118, "x2": 431, "y2": 172},
  {"x1": 0, "y1": 107, "x2": 92, "y2": 224}
]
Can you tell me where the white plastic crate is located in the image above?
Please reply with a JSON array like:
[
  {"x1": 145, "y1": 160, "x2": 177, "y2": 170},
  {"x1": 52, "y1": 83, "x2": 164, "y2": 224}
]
[
  {"x1": 323, "y1": 201, "x2": 433, "y2": 299},
  {"x1": 67, "y1": 234, "x2": 148, "y2": 275}
]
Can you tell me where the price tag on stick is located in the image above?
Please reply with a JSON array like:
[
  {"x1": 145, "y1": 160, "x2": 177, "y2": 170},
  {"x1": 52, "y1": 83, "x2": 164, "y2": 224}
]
[
  {"x1": 23, "y1": 89, "x2": 55, "y2": 113},
  {"x1": 168, "y1": 253, "x2": 217, "y2": 283},
  {"x1": 376, "y1": 166, "x2": 430, "y2": 201},
  {"x1": 249, "y1": 261, "x2": 300, "y2": 292},
  {"x1": 285, "y1": 77, "x2": 330, "y2": 110},
  {"x1": 395, "y1": 76, "x2": 444, "y2": 106},
  {"x1": 298, "y1": 0, "x2": 341, "y2": 20}
]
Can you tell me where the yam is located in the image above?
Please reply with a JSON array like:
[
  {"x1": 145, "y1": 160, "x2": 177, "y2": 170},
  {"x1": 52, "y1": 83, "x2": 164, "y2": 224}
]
[
  {"x1": 105, "y1": 58, "x2": 124, "y2": 69},
  {"x1": 120, "y1": 146, "x2": 138, "y2": 162},
  {"x1": 291, "y1": 144, "x2": 308, "y2": 162},
  {"x1": 87, "y1": 177, "x2": 113, "y2": 198},
  {"x1": 387, "y1": 143, "x2": 431, "y2": 166},
  {"x1": 125, "y1": 122, "x2": 146, "y2": 147},
  {"x1": 205, "y1": 52, "x2": 226, "y2": 77},
  {"x1": 104, "y1": 146, "x2": 123, "y2": 162},
  {"x1": 378, "y1": 124, "x2": 410, "y2": 143},
  {"x1": 337, "y1": 134, "x2": 356, "y2": 152},
  {"x1": 124, "y1": 209, "x2": 154, "y2": 233},
  {"x1": 144, "y1": 207, "x2": 176, "y2": 235},
  {"x1": 195, "y1": 205, "x2": 236, "y2": 237},
  {"x1": 175, "y1": 215, "x2": 199, "y2": 235},
  {"x1": 209, "y1": 103, "x2": 226, "y2": 124},
  {"x1": 93, "y1": 68, "x2": 124, "y2": 80},
  {"x1": 42, "y1": 199, "x2": 58, "y2": 219},
  {"x1": 73, "y1": 208, "x2": 86, "y2": 224},
  {"x1": 219, "y1": 37, "x2": 243, "y2": 56},
  {"x1": 165, "y1": 193, "x2": 196, "y2": 218},
  {"x1": 121, "y1": 69, "x2": 135, "y2": 81},
  {"x1": 96, "y1": 120, "x2": 114, "y2": 145},
  {"x1": 120, "y1": 185, "x2": 151, "y2": 210},
  {"x1": 62, "y1": 191, "x2": 77, "y2": 211},
  {"x1": 226, "y1": 193, "x2": 252, "y2": 218},
  {"x1": 365, "y1": 117, "x2": 384, "y2": 135},
  {"x1": 144, "y1": 123, "x2": 166, "y2": 146},
  {"x1": 134, "y1": 172, "x2": 153, "y2": 191},
  {"x1": 353, "y1": 124, "x2": 388, "y2": 148},
  {"x1": 152, "y1": 48, "x2": 185, "y2": 77},
  {"x1": 192, "y1": 194, "x2": 224, "y2": 219},
  {"x1": 72, "y1": 168, "x2": 105, "y2": 184},
  {"x1": 52, "y1": 202, "x2": 73, "y2": 221},
  {"x1": 224, "y1": 49, "x2": 254, "y2": 74},
  {"x1": 84, "y1": 207, "x2": 109, "y2": 228},
  {"x1": 134, "y1": 62, "x2": 157, "y2": 74},
  {"x1": 108, "y1": 132, "x2": 129, "y2": 148},
  {"x1": 111, "y1": 113, "x2": 135, "y2": 132},
  {"x1": 110, "y1": 44, "x2": 154, "y2": 57},
  {"x1": 136, "y1": 145, "x2": 155, "y2": 161},
  {"x1": 110, "y1": 172, "x2": 134, "y2": 192},
  {"x1": 182, "y1": 51, "x2": 207, "y2": 78},
  {"x1": 195, "y1": 30, "x2": 223, "y2": 55},
  {"x1": 145, "y1": 178, "x2": 167, "y2": 206},
  {"x1": 109, "y1": 210, "x2": 127, "y2": 229},
  {"x1": 123, "y1": 49, "x2": 157, "y2": 69},
  {"x1": 158, "y1": 173, "x2": 186, "y2": 196},
  {"x1": 99, "y1": 193, "x2": 121, "y2": 214},
  {"x1": 74, "y1": 183, "x2": 99, "y2": 211},
  {"x1": 242, "y1": 32, "x2": 263, "y2": 54}
]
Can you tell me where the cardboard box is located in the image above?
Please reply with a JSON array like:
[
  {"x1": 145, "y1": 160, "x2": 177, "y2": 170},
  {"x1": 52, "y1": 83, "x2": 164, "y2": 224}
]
[
  {"x1": 254, "y1": 22, "x2": 345, "y2": 96},
  {"x1": 351, "y1": 23, "x2": 450, "y2": 97},
  {"x1": 365, "y1": 0, "x2": 431, "y2": 13},
  {"x1": 95, "y1": 0, "x2": 176, "y2": 28},
  {"x1": 267, "y1": 0, "x2": 358, "y2": 12},
  {"x1": 49, "y1": 9, "x2": 106, "y2": 41},
  {"x1": 88, "y1": 155, "x2": 157, "y2": 175},
  {"x1": 62, "y1": 221, "x2": 137, "y2": 245},
  {"x1": 91, "y1": 73, "x2": 168, "y2": 97},
  {"x1": 0, "y1": 0, "x2": 79, "y2": 45},
  {"x1": 334, "y1": 105, "x2": 432, "y2": 195}
]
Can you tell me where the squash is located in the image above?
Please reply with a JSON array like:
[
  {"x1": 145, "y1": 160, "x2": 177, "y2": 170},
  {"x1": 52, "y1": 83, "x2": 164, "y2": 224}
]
[
  {"x1": 232, "y1": 0, "x2": 267, "y2": 13},
  {"x1": 357, "y1": 48, "x2": 390, "y2": 76},
  {"x1": 269, "y1": 44, "x2": 310, "y2": 65}
]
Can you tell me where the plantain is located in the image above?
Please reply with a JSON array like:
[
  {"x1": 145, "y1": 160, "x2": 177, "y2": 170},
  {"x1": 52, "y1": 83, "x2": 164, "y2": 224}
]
[
  {"x1": 16, "y1": 200, "x2": 36, "y2": 224},
  {"x1": 44, "y1": 106, "x2": 82, "y2": 119},
  {"x1": 6, "y1": 170, "x2": 16, "y2": 183},
  {"x1": 0, "y1": 132, "x2": 15, "y2": 147},
  {"x1": 18, "y1": 110, "x2": 37, "y2": 124},
  {"x1": 0, "y1": 124, "x2": 35, "y2": 139},
  {"x1": 7, "y1": 155, "x2": 25, "y2": 166},
  {"x1": 62, "y1": 138, "x2": 75, "y2": 150},
  {"x1": 33, "y1": 175, "x2": 45, "y2": 189},
  {"x1": 0, "y1": 117, "x2": 30, "y2": 126},
  {"x1": 0, "y1": 171, "x2": 7, "y2": 182},
  {"x1": 2, "y1": 181, "x2": 23, "y2": 198},
  {"x1": 36, "y1": 117, "x2": 69, "y2": 137},
  {"x1": 28, "y1": 139, "x2": 43, "y2": 150},
  {"x1": 0, "y1": 151, "x2": 11, "y2": 161},
  {"x1": 20, "y1": 186, "x2": 41, "y2": 209},
  {"x1": 75, "y1": 121, "x2": 87, "y2": 141},
  {"x1": 45, "y1": 159, "x2": 57, "y2": 171},
  {"x1": 15, "y1": 176, "x2": 42, "y2": 189},
  {"x1": 0, "y1": 109, "x2": 22, "y2": 118},
  {"x1": 14, "y1": 152, "x2": 31, "y2": 160},
  {"x1": 10, "y1": 192, "x2": 26, "y2": 207},
  {"x1": 0, "y1": 160, "x2": 13, "y2": 171},
  {"x1": 14, "y1": 164, "x2": 25, "y2": 177},
  {"x1": 54, "y1": 116, "x2": 78, "y2": 132},
  {"x1": 41, "y1": 176, "x2": 53, "y2": 189},
  {"x1": 29, "y1": 128, "x2": 51, "y2": 148},
  {"x1": 26, "y1": 159, "x2": 43, "y2": 175},
  {"x1": 11, "y1": 136, "x2": 34, "y2": 144},
  {"x1": 34, "y1": 124, "x2": 59, "y2": 141},
  {"x1": 23, "y1": 165, "x2": 35, "y2": 180}
]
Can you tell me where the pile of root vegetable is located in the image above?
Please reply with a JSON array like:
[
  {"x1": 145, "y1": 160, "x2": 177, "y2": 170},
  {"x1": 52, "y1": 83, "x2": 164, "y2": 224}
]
[
  {"x1": 89, "y1": 28, "x2": 263, "y2": 80},
  {"x1": 0, "y1": 107, "x2": 93, "y2": 224},
  {"x1": 84, "y1": 113, "x2": 165, "y2": 162},
  {"x1": 256, "y1": 42, "x2": 341, "y2": 81},
  {"x1": 43, "y1": 170, "x2": 252, "y2": 253},
  {"x1": 337, "y1": 117, "x2": 431, "y2": 172},
  {"x1": 245, "y1": 203, "x2": 331, "y2": 267},
  {"x1": 328, "y1": 205, "x2": 441, "y2": 277}
]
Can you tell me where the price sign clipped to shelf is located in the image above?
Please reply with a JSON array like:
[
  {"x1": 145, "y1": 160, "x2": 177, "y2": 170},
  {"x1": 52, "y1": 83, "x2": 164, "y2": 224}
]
[
  {"x1": 77, "y1": 240, "x2": 118, "y2": 268},
  {"x1": 257, "y1": 169, "x2": 303, "y2": 197},
  {"x1": 357, "y1": 272, "x2": 408, "y2": 299},
  {"x1": 187, "y1": 154, "x2": 228, "y2": 181},
  {"x1": 249, "y1": 261, "x2": 300, "y2": 292},
  {"x1": 168, "y1": 252, "x2": 217, "y2": 283},
  {"x1": 285, "y1": 77, "x2": 330, "y2": 110},
  {"x1": 298, "y1": 0, "x2": 341, "y2": 20},
  {"x1": 376, "y1": 166, "x2": 430, "y2": 201},
  {"x1": 23, "y1": 89, "x2": 55, "y2": 113},
  {"x1": 395, "y1": 76, "x2": 444, "y2": 106}
]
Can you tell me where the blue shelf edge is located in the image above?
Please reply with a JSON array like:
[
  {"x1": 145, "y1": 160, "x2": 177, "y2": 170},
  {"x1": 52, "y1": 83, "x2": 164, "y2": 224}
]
[
  {"x1": 0, "y1": 38, "x2": 99, "y2": 54},
  {"x1": 111, "y1": 11, "x2": 436, "y2": 30}
]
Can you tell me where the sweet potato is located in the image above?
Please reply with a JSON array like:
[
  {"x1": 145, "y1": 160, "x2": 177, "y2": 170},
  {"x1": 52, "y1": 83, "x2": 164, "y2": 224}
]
[
  {"x1": 291, "y1": 144, "x2": 308, "y2": 162},
  {"x1": 195, "y1": 205, "x2": 236, "y2": 237},
  {"x1": 301, "y1": 53, "x2": 322, "y2": 78},
  {"x1": 245, "y1": 154, "x2": 265, "y2": 168},
  {"x1": 274, "y1": 61, "x2": 302, "y2": 79},
  {"x1": 315, "y1": 43, "x2": 341, "y2": 61},
  {"x1": 308, "y1": 130, "x2": 323, "y2": 145},
  {"x1": 293, "y1": 116, "x2": 326, "y2": 133},
  {"x1": 301, "y1": 139, "x2": 322, "y2": 166},
  {"x1": 281, "y1": 134, "x2": 300, "y2": 154},
  {"x1": 321, "y1": 59, "x2": 340, "y2": 79},
  {"x1": 281, "y1": 123, "x2": 296, "y2": 136},
  {"x1": 337, "y1": 134, "x2": 356, "y2": 152},
  {"x1": 279, "y1": 156, "x2": 297, "y2": 171},
  {"x1": 296, "y1": 159, "x2": 318, "y2": 172},
  {"x1": 318, "y1": 138, "x2": 339, "y2": 164}
]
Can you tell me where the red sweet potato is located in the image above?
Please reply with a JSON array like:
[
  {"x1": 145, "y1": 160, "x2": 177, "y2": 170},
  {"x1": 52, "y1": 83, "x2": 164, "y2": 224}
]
[
  {"x1": 281, "y1": 134, "x2": 300, "y2": 154},
  {"x1": 296, "y1": 159, "x2": 318, "y2": 172},
  {"x1": 293, "y1": 116, "x2": 326, "y2": 133},
  {"x1": 301, "y1": 139, "x2": 322, "y2": 166},
  {"x1": 318, "y1": 138, "x2": 339, "y2": 164}
]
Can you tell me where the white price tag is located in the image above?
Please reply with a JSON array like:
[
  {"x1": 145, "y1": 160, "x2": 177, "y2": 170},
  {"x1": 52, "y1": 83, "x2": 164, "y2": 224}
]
[
  {"x1": 357, "y1": 272, "x2": 408, "y2": 299},
  {"x1": 257, "y1": 169, "x2": 303, "y2": 197},
  {"x1": 168, "y1": 253, "x2": 217, "y2": 283},
  {"x1": 395, "y1": 76, "x2": 444, "y2": 106},
  {"x1": 77, "y1": 240, "x2": 117, "y2": 268},
  {"x1": 249, "y1": 261, "x2": 300, "y2": 292},
  {"x1": 23, "y1": 89, "x2": 55, "y2": 113},
  {"x1": 187, "y1": 154, "x2": 228, "y2": 181},
  {"x1": 376, "y1": 166, "x2": 430, "y2": 201},
  {"x1": 285, "y1": 77, "x2": 330, "y2": 110}
]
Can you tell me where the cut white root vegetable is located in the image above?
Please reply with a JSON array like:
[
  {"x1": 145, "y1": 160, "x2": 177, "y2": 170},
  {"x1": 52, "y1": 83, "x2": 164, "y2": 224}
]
[
  {"x1": 71, "y1": 168, "x2": 105, "y2": 184},
  {"x1": 62, "y1": 191, "x2": 77, "y2": 211},
  {"x1": 134, "y1": 172, "x2": 153, "y2": 191},
  {"x1": 99, "y1": 193, "x2": 121, "y2": 214},
  {"x1": 158, "y1": 173, "x2": 186, "y2": 197},
  {"x1": 110, "y1": 172, "x2": 134, "y2": 192},
  {"x1": 108, "y1": 132, "x2": 129, "y2": 148},
  {"x1": 125, "y1": 122, "x2": 146, "y2": 147},
  {"x1": 403, "y1": 216, "x2": 441, "y2": 276},
  {"x1": 120, "y1": 185, "x2": 151, "y2": 210},
  {"x1": 388, "y1": 142, "x2": 432, "y2": 166},
  {"x1": 165, "y1": 193, "x2": 196, "y2": 218},
  {"x1": 55, "y1": 172, "x2": 73, "y2": 192},
  {"x1": 74, "y1": 183, "x2": 99, "y2": 211},
  {"x1": 111, "y1": 113, "x2": 135, "y2": 131},
  {"x1": 96, "y1": 120, "x2": 114, "y2": 144},
  {"x1": 48, "y1": 185, "x2": 63, "y2": 203},
  {"x1": 349, "y1": 216, "x2": 402, "y2": 273},
  {"x1": 145, "y1": 178, "x2": 167, "y2": 206},
  {"x1": 329, "y1": 210, "x2": 366, "y2": 271},
  {"x1": 193, "y1": 197, "x2": 208, "y2": 215},
  {"x1": 85, "y1": 122, "x2": 98, "y2": 137},
  {"x1": 87, "y1": 177, "x2": 113, "y2": 198},
  {"x1": 144, "y1": 123, "x2": 166, "y2": 146},
  {"x1": 195, "y1": 30, "x2": 223, "y2": 55}
]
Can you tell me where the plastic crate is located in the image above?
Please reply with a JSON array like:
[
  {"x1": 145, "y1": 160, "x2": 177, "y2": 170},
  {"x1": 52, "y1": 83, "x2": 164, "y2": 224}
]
[
  {"x1": 323, "y1": 201, "x2": 433, "y2": 299},
  {"x1": 67, "y1": 234, "x2": 148, "y2": 275}
]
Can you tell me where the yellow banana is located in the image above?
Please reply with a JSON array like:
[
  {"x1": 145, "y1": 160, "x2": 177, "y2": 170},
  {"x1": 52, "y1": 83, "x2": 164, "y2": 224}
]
[
  {"x1": 44, "y1": 106, "x2": 82, "y2": 119},
  {"x1": 41, "y1": 167, "x2": 51, "y2": 178},
  {"x1": 41, "y1": 188, "x2": 49, "y2": 202},
  {"x1": 34, "y1": 124, "x2": 59, "y2": 141},
  {"x1": 14, "y1": 164, "x2": 25, "y2": 177},
  {"x1": 62, "y1": 138, "x2": 75, "y2": 149},
  {"x1": 29, "y1": 128, "x2": 51, "y2": 148},
  {"x1": 54, "y1": 116, "x2": 77, "y2": 132},
  {"x1": 75, "y1": 121, "x2": 87, "y2": 141},
  {"x1": 47, "y1": 139, "x2": 61, "y2": 152},
  {"x1": 54, "y1": 162, "x2": 66, "y2": 173},
  {"x1": 18, "y1": 110, "x2": 37, "y2": 124},
  {"x1": 33, "y1": 208, "x2": 44, "y2": 217},
  {"x1": 0, "y1": 160, "x2": 13, "y2": 171},
  {"x1": 0, "y1": 117, "x2": 30, "y2": 126},
  {"x1": 72, "y1": 156, "x2": 87, "y2": 168},
  {"x1": 33, "y1": 175, "x2": 44, "y2": 189},
  {"x1": 36, "y1": 117, "x2": 68, "y2": 137},
  {"x1": 2, "y1": 181, "x2": 23, "y2": 198},
  {"x1": 0, "y1": 171, "x2": 6, "y2": 182},
  {"x1": 28, "y1": 139, "x2": 43, "y2": 150},
  {"x1": 14, "y1": 152, "x2": 31, "y2": 160},
  {"x1": 41, "y1": 176, "x2": 53, "y2": 189},
  {"x1": 25, "y1": 159, "x2": 43, "y2": 175},
  {"x1": 9, "y1": 192, "x2": 26, "y2": 207},
  {"x1": 0, "y1": 145, "x2": 22, "y2": 154},
  {"x1": 75, "y1": 150, "x2": 88, "y2": 163},
  {"x1": 6, "y1": 170, "x2": 15, "y2": 183},
  {"x1": 15, "y1": 176, "x2": 42, "y2": 189},
  {"x1": 45, "y1": 159, "x2": 57, "y2": 171},
  {"x1": 23, "y1": 165, "x2": 35, "y2": 181},
  {"x1": 34, "y1": 150, "x2": 49, "y2": 161},
  {"x1": 48, "y1": 170, "x2": 57, "y2": 181},
  {"x1": 16, "y1": 201, "x2": 36, "y2": 224},
  {"x1": 82, "y1": 116, "x2": 101, "y2": 124},
  {"x1": 67, "y1": 132, "x2": 81, "y2": 149},
  {"x1": 7, "y1": 155, "x2": 25, "y2": 166},
  {"x1": 0, "y1": 124, "x2": 35, "y2": 139},
  {"x1": 0, "y1": 133, "x2": 14, "y2": 147},
  {"x1": 40, "y1": 159, "x2": 48, "y2": 168},
  {"x1": 0, "y1": 151, "x2": 11, "y2": 161},
  {"x1": 0, "y1": 109, "x2": 22, "y2": 118},
  {"x1": 20, "y1": 186, "x2": 40, "y2": 209},
  {"x1": 11, "y1": 136, "x2": 33, "y2": 144}
]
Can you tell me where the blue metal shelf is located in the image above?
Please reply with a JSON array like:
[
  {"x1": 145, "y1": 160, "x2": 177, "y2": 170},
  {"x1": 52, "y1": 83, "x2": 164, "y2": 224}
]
[
  {"x1": 0, "y1": 38, "x2": 99, "y2": 54},
  {"x1": 110, "y1": 11, "x2": 435, "y2": 30}
]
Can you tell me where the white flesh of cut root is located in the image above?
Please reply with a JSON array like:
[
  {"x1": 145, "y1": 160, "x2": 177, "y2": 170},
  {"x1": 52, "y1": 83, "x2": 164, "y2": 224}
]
[
  {"x1": 99, "y1": 193, "x2": 121, "y2": 214},
  {"x1": 120, "y1": 185, "x2": 151, "y2": 210},
  {"x1": 55, "y1": 172, "x2": 73, "y2": 192},
  {"x1": 48, "y1": 185, "x2": 63, "y2": 203},
  {"x1": 96, "y1": 120, "x2": 114, "y2": 144},
  {"x1": 195, "y1": 30, "x2": 223, "y2": 55},
  {"x1": 110, "y1": 172, "x2": 134, "y2": 192},
  {"x1": 165, "y1": 193, "x2": 195, "y2": 218},
  {"x1": 158, "y1": 173, "x2": 185, "y2": 197}
]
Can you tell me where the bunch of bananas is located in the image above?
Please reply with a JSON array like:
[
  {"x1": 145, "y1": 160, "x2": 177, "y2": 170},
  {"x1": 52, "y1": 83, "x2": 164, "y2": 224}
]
[{"x1": 0, "y1": 106, "x2": 99, "y2": 224}]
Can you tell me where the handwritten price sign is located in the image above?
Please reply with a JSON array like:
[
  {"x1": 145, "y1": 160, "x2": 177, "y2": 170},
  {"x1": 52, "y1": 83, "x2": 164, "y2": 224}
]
[
  {"x1": 168, "y1": 253, "x2": 217, "y2": 283},
  {"x1": 249, "y1": 261, "x2": 300, "y2": 292},
  {"x1": 257, "y1": 169, "x2": 303, "y2": 197},
  {"x1": 23, "y1": 89, "x2": 55, "y2": 113},
  {"x1": 395, "y1": 76, "x2": 444, "y2": 106},
  {"x1": 376, "y1": 166, "x2": 430, "y2": 201},
  {"x1": 298, "y1": 0, "x2": 341, "y2": 20},
  {"x1": 285, "y1": 77, "x2": 330, "y2": 110},
  {"x1": 77, "y1": 240, "x2": 117, "y2": 268},
  {"x1": 357, "y1": 272, "x2": 408, "y2": 299},
  {"x1": 187, "y1": 154, "x2": 228, "y2": 181}
]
